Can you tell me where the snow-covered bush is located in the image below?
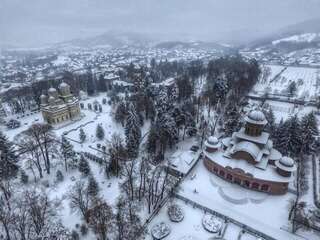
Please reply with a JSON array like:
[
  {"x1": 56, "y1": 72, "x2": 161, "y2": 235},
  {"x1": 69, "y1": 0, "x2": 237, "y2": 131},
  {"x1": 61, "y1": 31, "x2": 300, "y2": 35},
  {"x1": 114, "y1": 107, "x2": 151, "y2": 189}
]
[
  {"x1": 151, "y1": 222, "x2": 171, "y2": 239},
  {"x1": 167, "y1": 204, "x2": 184, "y2": 222},
  {"x1": 71, "y1": 230, "x2": 79, "y2": 240},
  {"x1": 202, "y1": 214, "x2": 223, "y2": 233},
  {"x1": 80, "y1": 224, "x2": 88, "y2": 236},
  {"x1": 56, "y1": 170, "x2": 64, "y2": 182}
]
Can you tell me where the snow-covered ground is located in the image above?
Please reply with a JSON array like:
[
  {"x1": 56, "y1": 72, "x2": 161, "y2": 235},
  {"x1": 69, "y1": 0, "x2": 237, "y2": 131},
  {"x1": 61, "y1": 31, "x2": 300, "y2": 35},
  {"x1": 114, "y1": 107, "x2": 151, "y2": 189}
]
[
  {"x1": 174, "y1": 159, "x2": 318, "y2": 240},
  {"x1": 252, "y1": 65, "x2": 320, "y2": 101},
  {"x1": 145, "y1": 198, "x2": 259, "y2": 240},
  {"x1": 248, "y1": 98, "x2": 317, "y2": 123}
]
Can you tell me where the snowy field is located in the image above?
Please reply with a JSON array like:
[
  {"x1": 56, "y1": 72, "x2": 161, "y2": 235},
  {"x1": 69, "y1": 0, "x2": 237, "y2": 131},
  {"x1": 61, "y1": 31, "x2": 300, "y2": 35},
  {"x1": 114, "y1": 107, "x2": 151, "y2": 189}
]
[
  {"x1": 252, "y1": 65, "x2": 320, "y2": 101},
  {"x1": 145, "y1": 198, "x2": 258, "y2": 240},
  {"x1": 175, "y1": 159, "x2": 318, "y2": 240},
  {"x1": 248, "y1": 99, "x2": 318, "y2": 123}
]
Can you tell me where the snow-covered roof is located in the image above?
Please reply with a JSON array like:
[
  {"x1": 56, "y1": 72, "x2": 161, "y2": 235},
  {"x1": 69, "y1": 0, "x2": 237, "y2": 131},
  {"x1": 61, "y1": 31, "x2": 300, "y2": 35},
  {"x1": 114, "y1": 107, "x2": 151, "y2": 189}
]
[
  {"x1": 205, "y1": 150, "x2": 293, "y2": 182},
  {"x1": 59, "y1": 82, "x2": 69, "y2": 89},
  {"x1": 269, "y1": 148, "x2": 282, "y2": 161},
  {"x1": 112, "y1": 80, "x2": 133, "y2": 87},
  {"x1": 275, "y1": 157, "x2": 296, "y2": 172},
  {"x1": 234, "y1": 128, "x2": 270, "y2": 145},
  {"x1": 233, "y1": 141, "x2": 261, "y2": 162},
  {"x1": 168, "y1": 150, "x2": 199, "y2": 175},
  {"x1": 205, "y1": 136, "x2": 221, "y2": 149},
  {"x1": 245, "y1": 110, "x2": 268, "y2": 125},
  {"x1": 48, "y1": 87, "x2": 57, "y2": 93}
]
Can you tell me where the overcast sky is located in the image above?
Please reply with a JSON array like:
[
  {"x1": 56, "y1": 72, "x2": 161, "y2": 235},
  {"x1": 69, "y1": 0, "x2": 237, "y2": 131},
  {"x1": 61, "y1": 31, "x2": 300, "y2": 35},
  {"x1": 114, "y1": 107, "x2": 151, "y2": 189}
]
[{"x1": 1, "y1": 0, "x2": 320, "y2": 47}]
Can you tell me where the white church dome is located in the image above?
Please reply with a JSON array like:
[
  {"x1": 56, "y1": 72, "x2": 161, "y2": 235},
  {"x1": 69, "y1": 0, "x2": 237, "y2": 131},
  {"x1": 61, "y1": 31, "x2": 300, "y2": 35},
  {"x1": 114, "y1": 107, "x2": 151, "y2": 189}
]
[
  {"x1": 279, "y1": 157, "x2": 294, "y2": 167},
  {"x1": 248, "y1": 110, "x2": 266, "y2": 122}
]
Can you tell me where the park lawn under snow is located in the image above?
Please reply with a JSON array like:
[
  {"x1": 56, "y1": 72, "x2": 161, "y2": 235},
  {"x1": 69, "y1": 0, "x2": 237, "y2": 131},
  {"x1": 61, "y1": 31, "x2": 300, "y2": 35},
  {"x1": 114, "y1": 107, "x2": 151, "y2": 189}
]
[
  {"x1": 3, "y1": 93, "x2": 156, "y2": 237},
  {"x1": 252, "y1": 65, "x2": 320, "y2": 101}
]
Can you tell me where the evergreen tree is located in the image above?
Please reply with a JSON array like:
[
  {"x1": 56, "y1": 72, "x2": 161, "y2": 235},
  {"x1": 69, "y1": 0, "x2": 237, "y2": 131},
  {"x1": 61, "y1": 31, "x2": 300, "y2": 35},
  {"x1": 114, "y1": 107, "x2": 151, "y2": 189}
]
[
  {"x1": 0, "y1": 131, "x2": 18, "y2": 180},
  {"x1": 79, "y1": 128, "x2": 86, "y2": 143},
  {"x1": 263, "y1": 107, "x2": 276, "y2": 136},
  {"x1": 176, "y1": 75, "x2": 193, "y2": 102},
  {"x1": 87, "y1": 175, "x2": 99, "y2": 199},
  {"x1": 78, "y1": 156, "x2": 91, "y2": 176},
  {"x1": 87, "y1": 69, "x2": 97, "y2": 96},
  {"x1": 56, "y1": 169, "x2": 64, "y2": 182},
  {"x1": 107, "y1": 134, "x2": 126, "y2": 177},
  {"x1": 20, "y1": 169, "x2": 29, "y2": 184},
  {"x1": 300, "y1": 112, "x2": 319, "y2": 155},
  {"x1": 275, "y1": 115, "x2": 302, "y2": 156},
  {"x1": 155, "y1": 87, "x2": 170, "y2": 115},
  {"x1": 96, "y1": 124, "x2": 105, "y2": 140},
  {"x1": 287, "y1": 81, "x2": 297, "y2": 96},
  {"x1": 61, "y1": 136, "x2": 76, "y2": 171},
  {"x1": 115, "y1": 101, "x2": 128, "y2": 126},
  {"x1": 223, "y1": 104, "x2": 241, "y2": 136},
  {"x1": 125, "y1": 104, "x2": 141, "y2": 158}
]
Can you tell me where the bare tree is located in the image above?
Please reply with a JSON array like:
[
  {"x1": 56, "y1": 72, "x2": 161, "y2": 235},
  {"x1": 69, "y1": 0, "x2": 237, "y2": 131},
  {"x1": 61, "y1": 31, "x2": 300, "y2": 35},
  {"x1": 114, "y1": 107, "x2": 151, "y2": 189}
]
[
  {"x1": 20, "y1": 137, "x2": 44, "y2": 180},
  {"x1": 0, "y1": 198, "x2": 15, "y2": 240},
  {"x1": 25, "y1": 124, "x2": 55, "y2": 174},
  {"x1": 88, "y1": 199, "x2": 114, "y2": 240},
  {"x1": 107, "y1": 133, "x2": 127, "y2": 177},
  {"x1": 24, "y1": 189, "x2": 56, "y2": 236},
  {"x1": 68, "y1": 180, "x2": 91, "y2": 223}
]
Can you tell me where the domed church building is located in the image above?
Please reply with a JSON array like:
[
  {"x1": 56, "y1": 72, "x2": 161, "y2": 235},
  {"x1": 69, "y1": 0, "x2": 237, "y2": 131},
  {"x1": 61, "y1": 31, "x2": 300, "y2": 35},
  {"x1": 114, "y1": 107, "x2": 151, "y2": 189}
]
[
  {"x1": 40, "y1": 82, "x2": 81, "y2": 125},
  {"x1": 203, "y1": 109, "x2": 296, "y2": 195}
]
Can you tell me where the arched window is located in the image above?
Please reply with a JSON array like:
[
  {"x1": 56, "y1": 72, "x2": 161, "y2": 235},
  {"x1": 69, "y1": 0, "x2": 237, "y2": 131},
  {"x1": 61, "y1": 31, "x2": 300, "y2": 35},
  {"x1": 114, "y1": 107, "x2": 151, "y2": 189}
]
[
  {"x1": 244, "y1": 180, "x2": 250, "y2": 188},
  {"x1": 251, "y1": 182, "x2": 259, "y2": 189},
  {"x1": 226, "y1": 174, "x2": 233, "y2": 181},
  {"x1": 234, "y1": 178, "x2": 241, "y2": 185},
  {"x1": 219, "y1": 170, "x2": 225, "y2": 177},
  {"x1": 261, "y1": 184, "x2": 270, "y2": 192}
]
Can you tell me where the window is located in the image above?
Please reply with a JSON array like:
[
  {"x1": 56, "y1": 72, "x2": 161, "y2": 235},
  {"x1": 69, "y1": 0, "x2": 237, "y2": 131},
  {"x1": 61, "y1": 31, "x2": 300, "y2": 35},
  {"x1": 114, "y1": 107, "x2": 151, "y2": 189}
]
[
  {"x1": 261, "y1": 184, "x2": 270, "y2": 192},
  {"x1": 234, "y1": 178, "x2": 241, "y2": 185},
  {"x1": 244, "y1": 180, "x2": 250, "y2": 188},
  {"x1": 226, "y1": 174, "x2": 233, "y2": 181},
  {"x1": 213, "y1": 167, "x2": 218, "y2": 173},
  {"x1": 251, "y1": 182, "x2": 259, "y2": 189},
  {"x1": 219, "y1": 170, "x2": 225, "y2": 177}
]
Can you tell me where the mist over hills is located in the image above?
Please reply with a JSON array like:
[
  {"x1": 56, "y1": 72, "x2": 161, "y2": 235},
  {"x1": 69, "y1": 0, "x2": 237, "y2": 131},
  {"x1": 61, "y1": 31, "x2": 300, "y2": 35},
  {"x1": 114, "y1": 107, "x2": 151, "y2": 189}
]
[{"x1": 247, "y1": 18, "x2": 320, "y2": 50}]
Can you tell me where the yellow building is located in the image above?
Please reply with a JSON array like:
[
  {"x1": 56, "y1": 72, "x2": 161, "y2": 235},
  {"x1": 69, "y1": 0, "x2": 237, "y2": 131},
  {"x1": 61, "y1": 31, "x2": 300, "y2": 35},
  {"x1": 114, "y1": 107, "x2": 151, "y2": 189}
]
[{"x1": 40, "y1": 82, "x2": 81, "y2": 125}]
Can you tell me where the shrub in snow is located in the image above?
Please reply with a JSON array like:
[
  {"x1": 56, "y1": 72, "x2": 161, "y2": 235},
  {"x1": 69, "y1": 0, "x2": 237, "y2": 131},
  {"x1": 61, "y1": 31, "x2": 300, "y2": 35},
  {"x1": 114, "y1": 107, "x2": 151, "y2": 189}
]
[
  {"x1": 6, "y1": 119, "x2": 21, "y2": 129},
  {"x1": 314, "y1": 209, "x2": 320, "y2": 220},
  {"x1": 102, "y1": 98, "x2": 107, "y2": 104},
  {"x1": 151, "y1": 222, "x2": 171, "y2": 239},
  {"x1": 80, "y1": 224, "x2": 88, "y2": 236},
  {"x1": 41, "y1": 180, "x2": 50, "y2": 188},
  {"x1": 71, "y1": 230, "x2": 80, "y2": 240},
  {"x1": 79, "y1": 128, "x2": 86, "y2": 143},
  {"x1": 20, "y1": 170, "x2": 29, "y2": 184},
  {"x1": 202, "y1": 214, "x2": 223, "y2": 233},
  {"x1": 56, "y1": 170, "x2": 64, "y2": 182},
  {"x1": 167, "y1": 204, "x2": 184, "y2": 222},
  {"x1": 78, "y1": 156, "x2": 91, "y2": 176},
  {"x1": 87, "y1": 175, "x2": 99, "y2": 198},
  {"x1": 96, "y1": 124, "x2": 105, "y2": 140}
]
